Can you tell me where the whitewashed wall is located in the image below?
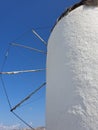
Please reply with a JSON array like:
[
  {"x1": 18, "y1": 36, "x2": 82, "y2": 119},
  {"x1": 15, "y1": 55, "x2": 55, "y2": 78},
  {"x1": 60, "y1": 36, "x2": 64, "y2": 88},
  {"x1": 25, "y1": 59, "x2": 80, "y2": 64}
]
[{"x1": 46, "y1": 6, "x2": 98, "y2": 130}]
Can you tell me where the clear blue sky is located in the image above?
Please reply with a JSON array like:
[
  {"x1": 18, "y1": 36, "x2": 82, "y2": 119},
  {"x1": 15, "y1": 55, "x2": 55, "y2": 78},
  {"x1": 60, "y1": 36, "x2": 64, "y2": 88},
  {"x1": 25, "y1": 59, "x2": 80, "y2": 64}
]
[{"x1": 0, "y1": 0, "x2": 79, "y2": 128}]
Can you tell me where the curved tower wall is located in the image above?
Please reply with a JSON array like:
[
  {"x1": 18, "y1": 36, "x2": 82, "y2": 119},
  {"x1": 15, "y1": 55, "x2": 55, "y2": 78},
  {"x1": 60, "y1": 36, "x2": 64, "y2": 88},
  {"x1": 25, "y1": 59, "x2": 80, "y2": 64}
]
[{"x1": 46, "y1": 6, "x2": 98, "y2": 130}]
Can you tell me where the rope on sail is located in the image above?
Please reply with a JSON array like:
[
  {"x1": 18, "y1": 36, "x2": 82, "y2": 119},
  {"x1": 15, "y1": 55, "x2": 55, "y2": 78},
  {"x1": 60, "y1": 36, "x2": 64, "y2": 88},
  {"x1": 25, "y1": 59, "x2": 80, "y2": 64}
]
[
  {"x1": 0, "y1": 47, "x2": 12, "y2": 109},
  {"x1": 0, "y1": 44, "x2": 44, "y2": 130},
  {"x1": 12, "y1": 111, "x2": 35, "y2": 130}
]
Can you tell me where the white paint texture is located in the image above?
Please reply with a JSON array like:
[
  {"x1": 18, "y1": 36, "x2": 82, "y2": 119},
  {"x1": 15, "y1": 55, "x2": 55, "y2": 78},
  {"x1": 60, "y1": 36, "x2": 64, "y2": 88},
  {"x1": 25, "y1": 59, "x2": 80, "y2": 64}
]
[{"x1": 46, "y1": 6, "x2": 98, "y2": 130}]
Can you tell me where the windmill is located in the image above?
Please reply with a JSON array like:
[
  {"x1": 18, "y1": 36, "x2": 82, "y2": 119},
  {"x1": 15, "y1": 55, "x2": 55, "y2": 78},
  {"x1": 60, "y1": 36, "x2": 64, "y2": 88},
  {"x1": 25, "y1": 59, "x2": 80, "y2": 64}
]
[{"x1": 1, "y1": 0, "x2": 98, "y2": 130}]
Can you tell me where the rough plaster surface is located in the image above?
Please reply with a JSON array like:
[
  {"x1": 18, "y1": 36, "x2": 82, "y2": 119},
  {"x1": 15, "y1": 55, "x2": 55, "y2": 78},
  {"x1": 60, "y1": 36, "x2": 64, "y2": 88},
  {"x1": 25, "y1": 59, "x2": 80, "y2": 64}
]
[{"x1": 46, "y1": 6, "x2": 98, "y2": 130}]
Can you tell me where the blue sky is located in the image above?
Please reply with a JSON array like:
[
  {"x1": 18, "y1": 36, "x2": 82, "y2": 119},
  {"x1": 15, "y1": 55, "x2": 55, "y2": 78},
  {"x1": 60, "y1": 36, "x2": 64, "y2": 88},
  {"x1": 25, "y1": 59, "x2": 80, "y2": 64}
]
[{"x1": 0, "y1": 0, "x2": 80, "y2": 128}]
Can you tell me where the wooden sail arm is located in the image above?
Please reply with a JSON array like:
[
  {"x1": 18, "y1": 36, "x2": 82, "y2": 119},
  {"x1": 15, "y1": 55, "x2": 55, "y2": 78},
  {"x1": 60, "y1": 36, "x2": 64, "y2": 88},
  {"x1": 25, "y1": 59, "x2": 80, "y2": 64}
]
[{"x1": 0, "y1": 68, "x2": 46, "y2": 75}]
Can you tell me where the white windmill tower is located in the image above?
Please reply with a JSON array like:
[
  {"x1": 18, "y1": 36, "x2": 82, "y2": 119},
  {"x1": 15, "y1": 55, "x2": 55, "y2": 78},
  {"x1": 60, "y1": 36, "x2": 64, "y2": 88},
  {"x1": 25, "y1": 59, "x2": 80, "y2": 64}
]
[{"x1": 46, "y1": 0, "x2": 98, "y2": 130}]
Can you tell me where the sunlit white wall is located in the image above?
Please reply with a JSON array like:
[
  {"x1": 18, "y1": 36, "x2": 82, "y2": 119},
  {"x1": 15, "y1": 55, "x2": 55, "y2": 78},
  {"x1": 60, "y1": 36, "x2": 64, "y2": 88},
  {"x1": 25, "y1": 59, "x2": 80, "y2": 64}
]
[{"x1": 47, "y1": 6, "x2": 98, "y2": 130}]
